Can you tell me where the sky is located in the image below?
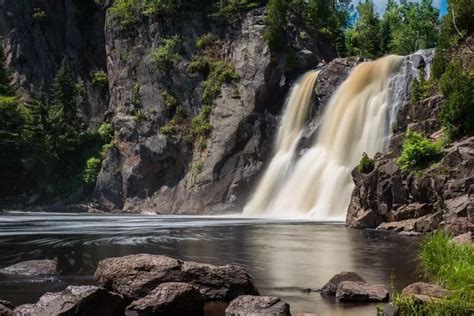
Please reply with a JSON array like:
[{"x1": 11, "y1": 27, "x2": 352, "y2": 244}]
[{"x1": 360, "y1": 0, "x2": 448, "y2": 15}]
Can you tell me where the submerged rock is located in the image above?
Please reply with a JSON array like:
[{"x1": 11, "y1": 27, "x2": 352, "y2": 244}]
[
  {"x1": 14, "y1": 285, "x2": 126, "y2": 316},
  {"x1": 336, "y1": 281, "x2": 389, "y2": 302},
  {"x1": 320, "y1": 271, "x2": 367, "y2": 296},
  {"x1": 0, "y1": 259, "x2": 58, "y2": 277},
  {"x1": 94, "y1": 254, "x2": 259, "y2": 301},
  {"x1": 401, "y1": 282, "x2": 449, "y2": 304},
  {"x1": 127, "y1": 282, "x2": 205, "y2": 316},
  {"x1": 225, "y1": 295, "x2": 290, "y2": 316}
]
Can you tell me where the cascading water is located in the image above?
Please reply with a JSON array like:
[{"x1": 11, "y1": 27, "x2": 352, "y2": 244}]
[{"x1": 244, "y1": 55, "x2": 406, "y2": 220}]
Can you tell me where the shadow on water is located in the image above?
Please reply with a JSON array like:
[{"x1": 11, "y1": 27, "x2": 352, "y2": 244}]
[{"x1": 0, "y1": 213, "x2": 420, "y2": 315}]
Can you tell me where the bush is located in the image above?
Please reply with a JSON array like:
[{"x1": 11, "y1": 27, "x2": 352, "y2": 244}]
[
  {"x1": 358, "y1": 152, "x2": 375, "y2": 174},
  {"x1": 202, "y1": 60, "x2": 238, "y2": 105},
  {"x1": 196, "y1": 33, "x2": 218, "y2": 50},
  {"x1": 264, "y1": 0, "x2": 287, "y2": 51},
  {"x1": 439, "y1": 60, "x2": 474, "y2": 138},
  {"x1": 32, "y1": 7, "x2": 47, "y2": 22},
  {"x1": 188, "y1": 56, "x2": 210, "y2": 75},
  {"x1": 90, "y1": 70, "x2": 108, "y2": 87},
  {"x1": 410, "y1": 67, "x2": 427, "y2": 104},
  {"x1": 162, "y1": 90, "x2": 178, "y2": 111},
  {"x1": 160, "y1": 106, "x2": 188, "y2": 136},
  {"x1": 210, "y1": 0, "x2": 261, "y2": 22},
  {"x1": 395, "y1": 231, "x2": 474, "y2": 315},
  {"x1": 149, "y1": 36, "x2": 180, "y2": 71},
  {"x1": 82, "y1": 157, "x2": 101, "y2": 185},
  {"x1": 98, "y1": 122, "x2": 113, "y2": 143},
  {"x1": 397, "y1": 129, "x2": 442, "y2": 171},
  {"x1": 190, "y1": 106, "x2": 212, "y2": 141},
  {"x1": 108, "y1": 0, "x2": 139, "y2": 30},
  {"x1": 432, "y1": 49, "x2": 448, "y2": 80}
]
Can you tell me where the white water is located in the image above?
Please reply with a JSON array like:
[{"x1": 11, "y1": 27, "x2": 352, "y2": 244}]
[{"x1": 244, "y1": 55, "x2": 405, "y2": 220}]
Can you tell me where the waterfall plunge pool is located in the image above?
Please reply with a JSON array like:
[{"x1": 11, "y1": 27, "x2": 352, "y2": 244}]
[{"x1": 0, "y1": 212, "x2": 420, "y2": 315}]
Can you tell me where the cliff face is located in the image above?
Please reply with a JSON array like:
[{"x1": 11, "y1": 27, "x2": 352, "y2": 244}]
[{"x1": 0, "y1": 0, "x2": 108, "y2": 128}]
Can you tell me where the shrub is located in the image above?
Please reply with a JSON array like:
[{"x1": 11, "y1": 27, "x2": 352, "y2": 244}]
[
  {"x1": 210, "y1": 0, "x2": 261, "y2": 22},
  {"x1": 188, "y1": 57, "x2": 210, "y2": 75},
  {"x1": 410, "y1": 67, "x2": 427, "y2": 104},
  {"x1": 202, "y1": 60, "x2": 238, "y2": 105},
  {"x1": 196, "y1": 33, "x2": 218, "y2": 50},
  {"x1": 162, "y1": 90, "x2": 178, "y2": 111},
  {"x1": 264, "y1": 0, "x2": 288, "y2": 51},
  {"x1": 90, "y1": 70, "x2": 108, "y2": 87},
  {"x1": 82, "y1": 157, "x2": 101, "y2": 185},
  {"x1": 133, "y1": 109, "x2": 148, "y2": 122},
  {"x1": 358, "y1": 152, "x2": 375, "y2": 174},
  {"x1": 108, "y1": 0, "x2": 139, "y2": 30},
  {"x1": 397, "y1": 129, "x2": 442, "y2": 171},
  {"x1": 432, "y1": 49, "x2": 448, "y2": 80},
  {"x1": 32, "y1": 8, "x2": 47, "y2": 22},
  {"x1": 98, "y1": 122, "x2": 113, "y2": 143},
  {"x1": 160, "y1": 106, "x2": 188, "y2": 136},
  {"x1": 439, "y1": 60, "x2": 474, "y2": 138},
  {"x1": 149, "y1": 36, "x2": 180, "y2": 71},
  {"x1": 190, "y1": 106, "x2": 212, "y2": 141},
  {"x1": 141, "y1": 0, "x2": 181, "y2": 16}
]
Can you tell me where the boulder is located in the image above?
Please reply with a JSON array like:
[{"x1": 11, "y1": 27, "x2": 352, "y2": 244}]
[
  {"x1": 0, "y1": 259, "x2": 58, "y2": 276},
  {"x1": 452, "y1": 231, "x2": 472, "y2": 244},
  {"x1": 14, "y1": 285, "x2": 126, "y2": 316},
  {"x1": 320, "y1": 271, "x2": 367, "y2": 296},
  {"x1": 401, "y1": 282, "x2": 449, "y2": 304},
  {"x1": 94, "y1": 254, "x2": 259, "y2": 301},
  {"x1": 225, "y1": 295, "x2": 290, "y2": 316},
  {"x1": 0, "y1": 300, "x2": 14, "y2": 316},
  {"x1": 336, "y1": 281, "x2": 389, "y2": 302},
  {"x1": 127, "y1": 282, "x2": 205, "y2": 316}
]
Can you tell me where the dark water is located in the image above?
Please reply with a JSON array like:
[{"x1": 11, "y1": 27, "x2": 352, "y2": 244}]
[{"x1": 0, "y1": 213, "x2": 421, "y2": 315}]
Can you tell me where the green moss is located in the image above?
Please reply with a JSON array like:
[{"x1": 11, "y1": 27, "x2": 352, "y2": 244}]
[
  {"x1": 90, "y1": 70, "x2": 108, "y2": 87},
  {"x1": 358, "y1": 152, "x2": 375, "y2": 174},
  {"x1": 397, "y1": 129, "x2": 442, "y2": 172},
  {"x1": 149, "y1": 36, "x2": 181, "y2": 71}
]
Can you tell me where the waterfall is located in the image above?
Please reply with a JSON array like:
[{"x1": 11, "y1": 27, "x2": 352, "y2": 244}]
[{"x1": 244, "y1": 55, "x2": 405, "y2": 220}]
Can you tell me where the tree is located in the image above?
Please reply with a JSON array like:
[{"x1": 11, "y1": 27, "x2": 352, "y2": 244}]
[
  {"x1": 380, "y1": 0, "x2": 402, "y2": 54},
  {"x1": 264, "y1": 0, "x2": 288, "y2": 51},
  {"x1": 0, "y1": 45, "x2": 13, "y2": 96},
  {"x1": 354, "y1": 0, "x2": 382, "y2": 59}
]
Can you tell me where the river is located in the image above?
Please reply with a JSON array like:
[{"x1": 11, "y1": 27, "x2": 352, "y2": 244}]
[{"x1": 0, "y1": 212, "x2": 420, "y2": 315}]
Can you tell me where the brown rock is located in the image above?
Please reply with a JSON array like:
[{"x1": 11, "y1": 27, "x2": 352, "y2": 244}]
[
  {"x1": 401, "y1": 282, "x2": 449, "y2": 304},
  {"x1": 336, "y1": 281, "x2": 389, "y2": 302},
  {"x1": 127, "y1": 282, "x2": 205, "y2": 316},
  {"x1": 452, "y1": 231, "x2": 472, "y2": 244},
  {"x1": 94, "y1": 254, "x2": 259, "y2": 301},
  {"x1": 0, "y1": 259, "x2": 58, "y2": 276},
  {"x1": 225, "y1": 295, "x2": 290, "y2": 316},
  {"x1": 14, "y1": 285, "x2": 126, "y2": 316},
  {"x1": 320, "y1": 271, "x2": 367, "y2": 296}
]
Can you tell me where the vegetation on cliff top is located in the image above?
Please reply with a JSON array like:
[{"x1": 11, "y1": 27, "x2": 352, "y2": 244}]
[{"x1": 395, "y1": 232, "x2": 473, "y2": 315}]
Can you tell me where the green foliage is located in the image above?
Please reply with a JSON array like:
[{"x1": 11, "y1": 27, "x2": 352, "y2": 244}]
[
  {"x1": 410, "y1": 67, "x2": 428, "y2": 103},
  {"x1": 149, "y1": 36, "x2": 181, "y2": 71},
  {"x1": 133, "y1": 109, "x2": 148, "y2": 122},
  {"x1": 162, "y1": 90, "x2": 178, "y2": 111},
  {"x1": 196, "y1": 33, "x2": 218, "y2": 50},
  {"x1": 191, "y1": 160, "x2": 204, "y2": 176},
  {"x1": 0, "y1": 45, "x2": 13, "y2": 96},
  {"x1": 190, "y1": 106, "x2": 213, "y2": 142},
  {"x1": 82, "y1": 157, "x2": 101, "y2": 185},
  {"x1": 210, "y1": 0, "x2": 262, "y2": 22},
  {"x1": 358, "y1": 152, "x2": 375, "y2": 174},
  {"x1": 201, "y1": 60, "x2": 239, "y2": 106},
  {"x1": 347, "y1": 0, "x2": 382, "y2": 59},
  {"x1": 98, "y1": 122, "x2": 113, "y2": 143},
  {"x1": 188, "y1": 56, "x2": 210, "y2": 75},
  {"x1": 90, "y1": 70, "x2": 108, "y2": 87},
  {"x1": 160, "y1": 106, "x2": 188, "y2": 136},
  {"x1": 397, "y1": 129, "x2": 442, "y2": 171},
  {"x1": 431, "y1": 49, "x2": 448, "y2": 80},
  {"x1": 439, "y1": 60, "x2": 474, "y2": 139},
  {"x1": 264, "y1": 0, "x2": 288, "y2": 52},
  {"x1": 395, "y1": 231, "x2": 473, "y2": 315},
  {"x1": 32, "y1": 7, "x2": 47, "y2": 22},
  {"x1": 0, "y1": 96, "x2": 23, "y2": 172}
]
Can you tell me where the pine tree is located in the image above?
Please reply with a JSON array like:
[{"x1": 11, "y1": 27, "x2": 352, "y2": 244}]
[
  {"x1": 0, "y1": 44, "x2": 13, "y2": 96},
  {"x1": 355, "y1": 0, "x2": 382, "y2": 59},
  {"x1": 264, "y1": 0, "x2": 288, "y2": 51}
]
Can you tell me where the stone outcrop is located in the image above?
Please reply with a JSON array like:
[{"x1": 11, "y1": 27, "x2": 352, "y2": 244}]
[
  {"x1": 0, "y1": 259, "x2": 58, "y2": 277},
  {"x1": 127, "y1": 282, "x2": 205, "y2": 316},
  {"x1": 225, "y1": 295, "x2": 291, "y2": 316},
  {"x1": 320, "y1": 271, "x2": 366, "y2": 296},
  {"x1": 94, "y1": 254, "x2": 258, "y2": 301},
  {"x1": 401, "y1": 282, "x2": 449, "y2": 304},
  {"x1": 335, "y1": 281, "x2": 389, "y2": 302},
  {"x1": 0, "y1": 300, "x2": 14, "y2": 316},
  {"x1": 14, "y1": 285, "x2": 126, "y2": 316},
  {"x1": 347, "y1": 49, "x2": 473, "y2": 233}
]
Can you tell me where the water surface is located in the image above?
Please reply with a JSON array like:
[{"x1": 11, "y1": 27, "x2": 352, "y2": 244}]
[{"x1": 0, "y1": 213, "x2": 420, "y2": 315}]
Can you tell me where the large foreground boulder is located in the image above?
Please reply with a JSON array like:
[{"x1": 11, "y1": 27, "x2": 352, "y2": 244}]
[
  {"x1": 401, "y1": 282, "x2": 449, "y2": 304},
  {"x1": 0, "y1": 259, "x2": 58, "y2": 276},
  {"x1": 336, "y1": 281, "x2": 389, "y2": 302},
  {"x1": 127, "y1": 282, "x2": 205, "y2": 316},
  {"x1": 320, "y1": 271, "x2": 367, "y2": 296},
  {"x1": 0, "y1": 300, "x2": 14, "y2": 316},
  {"x1": 94, "y1": 254, "x2": 259, "y2": 301},
  {"x1": 225, "y1": 295, "x2": 290, "y2": 316},
  {"x1": 14, "y1": 285, "x2": 126, "y2": 316}
]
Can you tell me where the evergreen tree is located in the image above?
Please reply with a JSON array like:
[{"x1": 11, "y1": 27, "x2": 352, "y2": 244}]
[
  {"x1": 354, "y1": 0, "x2": 382, "y2": 59},
  {"x1": 0, "y1": 44, "x2": 13, "y2": 96},
  {"x1": 264, "y1": 0, "x2": 288, "y2": 51}
]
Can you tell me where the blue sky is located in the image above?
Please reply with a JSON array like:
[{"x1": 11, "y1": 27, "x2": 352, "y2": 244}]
[{"x1": 359, "y1": 0, "x2": 448, "y2": 15}]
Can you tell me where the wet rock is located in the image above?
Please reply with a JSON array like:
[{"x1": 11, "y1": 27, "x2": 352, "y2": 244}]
[
  {"x1": 94, "y1": 254, "x2": 259, "y2": 301},
  {"x1": 336, "y1": 281, "x2": 389, "y2": 302},
  {"x1": 127, "y1": 282, "x2": 205, "y2": 316},
  {"x1": 14, "y1": 285, "x2": 126, "y2": 316},
  {"x1": 0, "y1": 259, "x2": 58, "y2": 276},
  {"x1": 0, "y1": 300, "x2": 14, "y2": 316},
  {"x1": 410, "y1": 54, "x2": 426, "y2": 69},
  {"x1": 453, "y1": 231, "x2": 472, "y2": 244},
  {"x1": 401, "y1": 282, "x2": 449, "y2": 304},
  {"x1": 379, "y1": 302, "x2": 397, "y2": 316},
  {"x1": 225, "y1": 295, "x2": 290, "y2": 316},
  {"x1": 320, "y1": 271, "x2": 367, "y2": 296}
]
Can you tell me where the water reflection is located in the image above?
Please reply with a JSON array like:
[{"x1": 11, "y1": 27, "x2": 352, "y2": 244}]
[{"x1": 0, "y1": 213, "x2": 420, "y2": 315}]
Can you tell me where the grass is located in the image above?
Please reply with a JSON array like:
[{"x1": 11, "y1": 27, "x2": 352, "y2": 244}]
[{"x1": 394, "y1": 231, "x2": 474, "y2": 315}]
